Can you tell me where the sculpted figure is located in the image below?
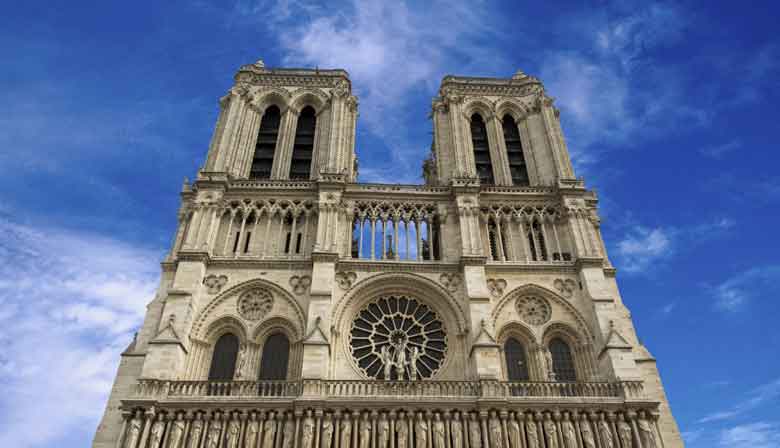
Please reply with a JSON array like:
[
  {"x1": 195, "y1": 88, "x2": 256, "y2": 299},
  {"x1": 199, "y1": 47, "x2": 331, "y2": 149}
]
[
  {"x1": 396, "y1": 414, "x2": 409, "y2": 448},
  {"x1": 301, "y1": 411, "x2": 315, "y2": 448},
  {"x1": 340, "y1": 414, "x2": 352, "y2": 448},
  {"x1": 262, "y1": 413, "x2": 277, "y2": 448},
  {"x1": 544, "y1": 419, "x2": 558, "y2": 448},
  {"x1": 409, "y1": 347, "x2": 422, "y2": 381},
  {"x1": 618, "y1": 420, "x2": 633, "y2": 448},
  {"x1": 234, "y1": 344, "x2": 247, "y2": 379},
  {"x1": 489, "y1": 412, "x2": 503, "y2": 448},
  {"x1": 580, "y1": 420, "x2": 596, "y2": 448},
  {"x1": 639, "y1": 419, "x2": 657, "y2": 448},
  {"x1": 468, "y1": 414, "x2": 482, "y2": 448},
  {"x1": 377, "y1": 414, "x2": 390, "y2": 448},
  {"x1": 245, "y1": 420, "x2": 259, "y2": 448},
  {"x1": 525, "y1": 416, "x2": 539, "y2": 448},
  {"x1": 282, "y1": 417, "x2": 295, "y2": 448},
  {"x1": 432, "y1": 414, "x2": 446, "y2": 448},
  {"x1": 562, "y1": 420, "x2": 576, "y2": 448},
  {"x1": 359, "y1": 414, "x2": 372, "y2": 448},
  {"x1": 544, "y1": 348, "x2": 555, "y2": 380},
  {"x1": 149, "y1": 418, "x2": 165, "y2": 448},
  {"x1": 168, "y1": 417, "x2": 185, "y2": 448},
  {"x1": 507, "y1": 416, "x2": 521, "y2": 448},
  {"x1": 321, "y1": 414, "x2": 334, "y2": 448},
  {"x1": 381, "y1": 346, "x2": 394, "y2": 380},
  {"x1": 206, "y1": 419, "x2": 222, "y2": 448},
  {"x1": 599, "y1": 421, "x2": 614, "y2": 448},
  {"x1": 415, "y1": 413, "x2": 428, "y2": 448},
  {"x1": 188, "y1": 419, "x2": 203, "y2": 448},
  {"x1": 450, "y1": 414, "x2": 463, "y2": 448},
  {"x1": 395, "y1": 346, "x2": 408, "y2": 379},
  {"x1": 226, "y1": 418, "x2": 241, "y2": 448},
  {"x1": 124, "y1": 411, "x2": 143, "y2": 448}
]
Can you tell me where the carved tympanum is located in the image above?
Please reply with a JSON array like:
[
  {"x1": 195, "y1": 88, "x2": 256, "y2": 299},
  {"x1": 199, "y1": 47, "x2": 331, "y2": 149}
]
[{"x1": 237, "y1": 289, "x2": 274, "y2": 321}]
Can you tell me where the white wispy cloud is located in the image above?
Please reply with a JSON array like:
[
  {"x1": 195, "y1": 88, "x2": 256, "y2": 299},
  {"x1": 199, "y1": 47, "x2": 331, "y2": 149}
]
[
  {"x1": 699, "y1": 139, "x2": 742, "y2": 159},
  {"x1": 711, "y1": 265, "x2": 780, "y2": 312},
  {"x1": 616, "y1": 226, "x2": 673, "y2": 273},
  {"x1": 718, "y1": 422, "x2": 780, "y2": 448},
  {"x1": 0, "y1": 217, "x2": 161, "y2": 447},
  {"x1": 699, "y1": 377, "x2": 780, "y2": 423}
]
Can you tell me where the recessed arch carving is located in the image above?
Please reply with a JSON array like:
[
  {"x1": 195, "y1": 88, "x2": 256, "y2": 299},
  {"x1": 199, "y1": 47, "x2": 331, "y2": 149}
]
[
  {"x1": 203, "y1": 315, "x2": 248, "y2": 344},
  {"x1": 495, "y1": 99, "x2": 531, "y2": 122},
  {"x1": 290, "y1": 88, "x2": 329, "y2": 114},
  {"x1": 252, "y1": 87, "x2": 292, "y2": 113},
  {"x1": 462, "y1": 97, "x2": 496, "y2": 120}
]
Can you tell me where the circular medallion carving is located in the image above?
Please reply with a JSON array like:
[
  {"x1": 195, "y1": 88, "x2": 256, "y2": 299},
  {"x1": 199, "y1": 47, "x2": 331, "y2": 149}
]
[
  {"x1": 349, "y1": 295, "x2": 447, "y2": 380},
  {"x1": 516, "y1": 296, "x2": 551, "y2": 326},
  {"x1": 237, "y1": 289, "x2": 273, "y2": 321}
]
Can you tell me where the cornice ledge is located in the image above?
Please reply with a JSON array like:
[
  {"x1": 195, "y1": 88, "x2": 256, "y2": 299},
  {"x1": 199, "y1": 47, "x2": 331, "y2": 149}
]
[
  {"x1": 311, "y1": 251, "x2": 340, "y2": 263},
  {"x1": 575, "y1": 257, "x2": 605, "y2": 270},
  {"x1": 176, "y1": 251, "x2": 211, "y2": 263},
  {"x1": 336, "y1": 260, "x2": 460, "y2": 273},
  {"x1": 460, "y1": 255, "x2": 488, "y2": 267},
  {"x1": 484, "y1": 262, "x2": 577, "y2": 274},
  {"x1": 208, "y1": 258, "x2": 313, "y2": 270}
]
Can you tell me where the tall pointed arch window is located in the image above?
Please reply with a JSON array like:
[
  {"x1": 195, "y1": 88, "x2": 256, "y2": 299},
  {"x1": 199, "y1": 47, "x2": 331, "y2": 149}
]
[
  {"x1": 527, "y1": 218, "x2": 548, "y2": 261},
  {"x1": 250, "y1": 105, "x2": 281, "y2": 179},
  {"x1": 549, "y1": 337, "x2": 577, "y2": 382},
  {"x1": 470, "y1": 114, "x2": 494, "y2": 184},
  {"x1": 258, "y1": 333, "x2": 290, "y2": 380},
  {"x1": 502, "y1": 115, "x2": 529, "y2": 186},
  {"x1": 208, "y1": 333, "x2": 239, "y2": 380},
  {"x1": 289, "y1": 106, "x2": 316, "y2": 179},
  {"x1": 504, "y1": 337, "x2": 530, "y2": 381}
]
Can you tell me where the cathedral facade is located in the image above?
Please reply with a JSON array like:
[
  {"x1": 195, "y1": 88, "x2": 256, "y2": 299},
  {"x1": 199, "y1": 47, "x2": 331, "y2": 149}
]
[{"x1": 93, "y1": 60, "x2": 683, "y2": 448}]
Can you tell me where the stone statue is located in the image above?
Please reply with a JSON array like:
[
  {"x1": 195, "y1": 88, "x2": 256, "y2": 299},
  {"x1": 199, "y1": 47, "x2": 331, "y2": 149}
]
[
  {"x1": 580, "y1": 420, "x2": 596, "y2": 448},
  {"x1": 468, "y1": 414, "x2": 481, "y2": 448},
  {"x1": 544, "y1": 419, "x2": 558, "y2": 448},
  {"x1": 414, "y1": 413, "x2": 428, "y2": 448},
  {"x1": 301, "y1": 411, "x2": 315, "y2": 448},
  {"x1": 599, "y1": 421, "x2": 614, "y2": 448},
  {"x1": 124, "y1": 411, "x2": 143, "y2": 448},
  {"x1": 321, "y1": 414, "x2": 334, "y2": 448},
  {"x1": 618, "y1": 420, "x2": 632, "y2": 448},
  {"x1": 451, "y1": 414, "x2": 464, "y2": 448},
  {"x1": 245, "y1": 420, "x2": 259, "y2": 448},
  {"x1": 395, "y1": 345, "x2": 408, "y2": 379},
  {"x1": 168, "y1": 418, "x2": 185, "y2": 448},
  {"x1": 396, "y1": 414, "x2": 409, "y2": 448},
  {"x1": 381, "y1": 345, "x2": 394, "y2": 380},
  {"x1": 206, "y1": 420, "x2": 222, "y2": 448},
  {"x1": 234, "y1": 344, "x2": 247, "y2": 379},
  {"x1": 359, "y1": 414, "x2": 372, "y2": 448},
  {"x1": 262, "y1": 414, "x2": 276, "y2": 448},
  {"x1": 377, "y1": 414, "x2": 390, "y2": 448},
  {"x1": 188, "y1": 419, "x2": 203, "y2": 448},
  {"x1": 544, "y1": 348, "x2": 555, "y2": 380},
  {"x1": 489, "y1": 413, "x2": 503, "y2": 448},
  {"x1": 226, "y1": 419, "x2": 241, "y2": 448},
  {"x1": 433, "y1": 414, "x2": 446, "y2": 448},
  {"x1": 507, "y1": 416, "x2": 521, "y2": 448},
  {"x1": 562, "y1": 420, "x2": 576, "y2": 448},
  {"x1": 639, "y1": 419, "x2": 657, "y2": 448},
  {"x1": 340, "y1": 415, "x2": 352, "y2": 448},
  {"x1": 149, "y1": 418, "x2": 165, "y2": 448},
  {"x1": 409, "y1": 347, "x2": 422, "y2": 381},
  {"x1": 282, "y1": 417, "x2": 295, "y2": 448},
  {"x1": 525, "y1": 417, "x2": 539, "y2": 448}
]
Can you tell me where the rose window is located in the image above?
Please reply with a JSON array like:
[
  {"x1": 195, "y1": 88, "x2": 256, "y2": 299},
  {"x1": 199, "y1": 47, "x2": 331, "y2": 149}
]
[
  {"x1": 237, "y1": 289, "x2": 274, "y2": 321},
  {"x1": 516, "y1": 295, "x2": 551, "y2": 326},
  {"x1": 349, "y1": 295, "x2": 447, "y2": 380}
]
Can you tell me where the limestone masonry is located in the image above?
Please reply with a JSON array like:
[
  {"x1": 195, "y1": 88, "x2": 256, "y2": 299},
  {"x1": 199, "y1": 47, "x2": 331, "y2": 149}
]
[{"x1": 93, "y1": 60, "x2": 683, "y2": 448}]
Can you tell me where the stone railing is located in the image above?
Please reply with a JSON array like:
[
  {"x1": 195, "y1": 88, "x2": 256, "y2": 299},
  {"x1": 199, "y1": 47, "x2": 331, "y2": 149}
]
[{"x1": 134, "y1": 379, "x2": 643, "y2": 401}]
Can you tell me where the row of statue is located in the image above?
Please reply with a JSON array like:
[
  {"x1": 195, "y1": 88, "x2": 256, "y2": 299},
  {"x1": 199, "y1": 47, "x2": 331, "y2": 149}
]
[{"x1": 122, "y1": 408, "x2": 660, "y2": 448}]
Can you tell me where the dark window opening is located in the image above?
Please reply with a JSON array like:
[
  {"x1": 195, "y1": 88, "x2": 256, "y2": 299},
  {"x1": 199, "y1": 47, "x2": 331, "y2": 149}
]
[
  {"x1": 259, "y1": 333, "x2": 290, "y2": 380},
  {"x1": 470, "y1": 114, "x2": 494, "y2": 184},
  {"x1": 232, "y1": 231, "x2": 240, "y2": 253},
  {"x1": 284, "y1": 233, "x2": 291, "y2": 254},
  {"x1": 243, "y1": 231, "x2": 252, "y2": 253},
  {"x1": 251, "y1": 105, "x2": 281, "y2": 179},
  {"x1": 295, "y1": 233, "x2": 302, "y2": 254},
  {"x1": 208, "y1": 333, "x2": 239, "y2": 381},
  {"x1": 488, "y1": 221, "x2": 499, "y2": 261},
  {"x1": 290, "y1": 106, "x2": 316, "y2": 179},
  {"x1": 505, "y1": 338, "x2": 530, "y2": 381},
  {"x1": 550, "y1": 338, "x2": 577, "y2": 382},
  {"x1": 502, "y1": 115, "x2": 529, "y2": 186}
]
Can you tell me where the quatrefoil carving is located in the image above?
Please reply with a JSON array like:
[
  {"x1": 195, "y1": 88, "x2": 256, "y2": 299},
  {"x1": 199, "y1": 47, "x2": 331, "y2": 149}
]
[
  {"x1": 289, "y1": 275, "x2": 312, "y2": 295},
  {"x1": 439, "y1": 273, "x2": 461, "y2": 293},
  {"x1": 203, "y1": 274, "x2": 228, "y2": 294},
  {"x1": 486, "y1": 278, "x2": 507, "y2": 298},
  {"x1": 553, "y1": 278, "x2": 577, "y2": 299},
  {"x1": 335, "y1": 271, "x2": 357, "y2": 290}
]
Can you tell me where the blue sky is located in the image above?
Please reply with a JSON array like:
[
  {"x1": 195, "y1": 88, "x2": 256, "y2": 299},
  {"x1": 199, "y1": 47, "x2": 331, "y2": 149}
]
[{"x1": 0, "y1": 1, "x2": 778, "y2": 446}]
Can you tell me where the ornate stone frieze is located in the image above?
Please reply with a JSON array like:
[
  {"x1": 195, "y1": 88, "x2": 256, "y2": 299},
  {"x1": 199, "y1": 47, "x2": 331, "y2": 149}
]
[
  {"x1": 486, "y1": 278, "x2": 507, "y2": 298},
  {"x1": 335, "y1": 271, "x2": 357, "y2": 290},
  {"x1": 289, "y1": 275, "x2": 311, "y2": 295},
  {"x1": 203, "y1": 274, "x2": 228, "y2": 294},
  {"x1": 553, "y1": 278, "x2": 577, "y2": 299},
  {"x1": 237, "y1": 288, "x2": 274, "y2": 321},
  {"x1": 516, "y1": 296, "x2": 551, "y2": 326}
]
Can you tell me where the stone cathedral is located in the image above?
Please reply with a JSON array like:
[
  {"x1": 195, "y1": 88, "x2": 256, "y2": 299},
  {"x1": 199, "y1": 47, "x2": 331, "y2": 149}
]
[{"x1": 93, "y1": 60, "x2": 683, "y2": 448}]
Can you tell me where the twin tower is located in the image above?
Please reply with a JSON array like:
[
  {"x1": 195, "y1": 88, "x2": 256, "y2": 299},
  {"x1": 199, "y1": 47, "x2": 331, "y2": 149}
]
[{"x1": 94, "y1": 60, "x2": 683, "y2": 448}]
